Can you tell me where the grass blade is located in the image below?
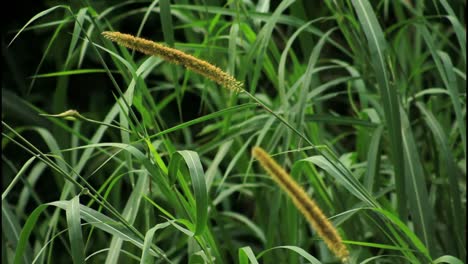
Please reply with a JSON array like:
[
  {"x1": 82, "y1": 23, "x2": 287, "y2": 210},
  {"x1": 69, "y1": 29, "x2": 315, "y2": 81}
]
[
  {"x1": 173, "y1": 150, "x2": 208, "y2": 236},
  {"x1": 2, "y1": 157, "x2": 36, "y2": 201},
  {"x1": 140, "y1": 222, "x2": 171, "y2": 264},
  {"x1": 257, "y1": 245, "x2": 322, "y2": 264},
  {"x1": 2, "y1": 201, "x2": 33, "y2": 264},
  {"x1": 437, "y1": 51, "x2": 466, "y2": 158},
  {"x1": 8, "y1": 5, "x2": 70, "y2": 47},
  {"x1": 351, "y1": 0, "x2": 405, "y2": 216},
  {"x1": 416, "y1": 102, "x2": 465, "y2": 258},
  {"x1": 419, "y1": 24, "x2": 466, "y2": 159},
  {"x1": 433, "y1": 255, "x2": 464, "y2": 264},
  {"x1": 238, "y1": 246, "x2": 259, "y2": 264},
  {"x1": 439, "y1": 0, "x2": 466, "y2": 67},
  {"x1": 400, "y1": 108, "x2": 435, "y2": 257},
  {"x1": 105, "y1": 170, "x2": 148, "y2": 264},
  {"x1": 363, "y1": 125, "x2": 384, "y2": 193},
  {"x1": 65, "y1": 195, "x2": 86, "y2": 264}
]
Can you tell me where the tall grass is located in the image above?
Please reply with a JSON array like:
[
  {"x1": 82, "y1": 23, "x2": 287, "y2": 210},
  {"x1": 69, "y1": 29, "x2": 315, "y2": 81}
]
[{"x1": 2, "y1": 1, "x2": 465, "y2": 263}]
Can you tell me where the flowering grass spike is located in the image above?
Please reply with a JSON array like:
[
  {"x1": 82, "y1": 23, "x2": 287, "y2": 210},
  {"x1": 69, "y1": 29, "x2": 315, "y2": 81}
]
[
  {"x1": 102, "y1": 31, "x2": 243, "y2": 92},
  {"x1": 252, "y1": 146, "x2": 349, "y2": 263}
]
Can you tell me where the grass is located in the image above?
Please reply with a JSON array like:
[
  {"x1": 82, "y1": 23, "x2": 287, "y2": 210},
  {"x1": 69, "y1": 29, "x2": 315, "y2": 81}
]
[{"x1": 2, "y1": 0, "x2": 466, "y2": 263}]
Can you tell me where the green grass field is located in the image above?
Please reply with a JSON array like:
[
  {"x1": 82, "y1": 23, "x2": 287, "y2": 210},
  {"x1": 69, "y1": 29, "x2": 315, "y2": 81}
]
[{"x1": 2, "y1": 1, "x2": 466, "y2": 263}]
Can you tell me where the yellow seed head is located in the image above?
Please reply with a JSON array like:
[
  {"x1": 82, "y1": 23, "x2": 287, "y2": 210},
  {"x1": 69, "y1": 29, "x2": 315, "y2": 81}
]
[
  {"x1": 252, "y1": 146, "x2": 349, "y2": 263},
  {"x1": 101, "y1": 31, "x2": 243, "y2": 92}
]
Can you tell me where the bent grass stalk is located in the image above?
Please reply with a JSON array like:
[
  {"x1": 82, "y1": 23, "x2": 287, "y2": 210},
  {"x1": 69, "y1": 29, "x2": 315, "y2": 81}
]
[
  {"x1": 102, "y1": 32, "x2": 316, "y2": 151},
  {"x1": 252, "y1": 146, "x2": 349, "y2": 263},
  {"x1": 102, "y1": 31, "x2": 243, "y2": 92}
]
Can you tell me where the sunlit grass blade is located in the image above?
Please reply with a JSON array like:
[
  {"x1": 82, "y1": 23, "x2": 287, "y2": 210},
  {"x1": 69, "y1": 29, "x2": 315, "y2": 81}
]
[
  {"x1": 238, "y1": 246, "x2": 259, "y2": 264},
  {"x1": 30, "y1": 69, "x2": 116, "y2": 78},
  {"x1": 257, "y1": 245, "x2": 322, "y2": 264},
  {"x1": 432, "y1": 255, "x2": 464, "y2": 264}
]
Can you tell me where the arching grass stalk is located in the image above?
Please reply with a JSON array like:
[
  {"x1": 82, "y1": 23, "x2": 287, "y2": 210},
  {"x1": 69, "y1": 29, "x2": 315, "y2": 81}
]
[
  {"x1": 101, "y1": 31, "x2": 315, "y2": 147},
  {"x1": 252, "y1": 146, "x2": 349, "y2": 263}
]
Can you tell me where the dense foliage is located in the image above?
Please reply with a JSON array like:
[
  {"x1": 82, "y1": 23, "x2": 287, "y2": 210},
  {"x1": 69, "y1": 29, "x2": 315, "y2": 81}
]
[{"x1": 2, "y1": 1, "x2": 466, "y2": 263}]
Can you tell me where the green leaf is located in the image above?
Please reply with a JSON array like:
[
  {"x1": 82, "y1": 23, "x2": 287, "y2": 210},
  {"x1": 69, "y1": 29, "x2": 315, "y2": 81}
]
[
  {"x1": 371, "y1": 207, "x2": 430, "y2": 260},
  {"x1": 295, "y1": 28, "x2": 336, "y2": 130},
  {"x1": 8, "y1": 5, "x2": 70, "y2": 47},
  {"x1": 2, "y1": 156, "x2": 36, "y2": 201},
  {"x1": 278, "y1": 20, "x2": 316, "y2": 105},
  {"x1": 66, "y1": 195, "x2": 86, "y2": 264},
  {"x1": 169, "y1": 151, "x2": 208, "y2": 236},
  {"x1": 419, "y1": 23, "x2": 466, "y2": 159},
  {"x1": 238, "y1": 246, "x2": 259, "y2": 264},
  {"x1": 14, "y1": 203, "x2": 49, "y2": 264},
  {"x1": 245, "y1": 0, "x2": 295, "y2": 94},
  {"x1": 302, "y1": 155, "x2": 377, "y2": 207},
  {"x1": 52, "y1": 201, "x2": 144, "y2": 247},
  {"x1": 351, "y1": 0, "x2": 405, "y2": 216},
  {"x1": 136, "y1": 0, "x2": 160, "y2": 38},
  {"x1": 105, "y1": 170, "x2": 148, "y2": 264},
  {"x1": 400, "y1": 108, "x2": 435, "y2": 256},
  {"x1": 416, "y1": 102, "x2": 465, "y2": 256},
  {"x1": 205, "y1": 140, "x2": 233, "y2": 190},
  {"x1": 439, "y1": 0, "x2": 466, "y2": 66},
  {"x1": 66, "y1": 8, "x2": 87, "y2": 66},
  {"x1": 363, "y1": 125, "x2": 383, "y2": 192},
  {"x1": 257, "y1": 245, "x2": 322, "y2": 264},
  {"x1": 221, "y1": 211, "x2": 266, "y2": 244},
  {"x1": 432, "y1": 255, "x2": 464, "y2": 264},
  {"x1": 2, "y1": 201, "x2": 33, "y2": 264},
  {"x1": 31, "y1": 69, "x2": 115, "y2": 78},
  {"x1": 437, "y1": 51, "x2": 466, "y2": 158},
  {"x1": 140, "y1": 222, "x2": 171, "y2": 264}
]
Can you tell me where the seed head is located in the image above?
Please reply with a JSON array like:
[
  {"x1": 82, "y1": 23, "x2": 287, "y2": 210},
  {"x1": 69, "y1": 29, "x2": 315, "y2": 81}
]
[
  {"x1": 102, "y1": 31, "x2": 243, "y2": 92},
  {"x1": 252, "y1": 146, "x2": 349, "y2": 263}
]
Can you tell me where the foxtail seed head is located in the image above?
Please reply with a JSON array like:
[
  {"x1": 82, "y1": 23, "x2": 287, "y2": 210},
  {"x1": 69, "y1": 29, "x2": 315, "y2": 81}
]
[
  {"x1": 252, "y1": 146, "x2": 349, "y2": 263},
  {"x1": 101, "y1": 31, "x2": 243, "y2": 92}
]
